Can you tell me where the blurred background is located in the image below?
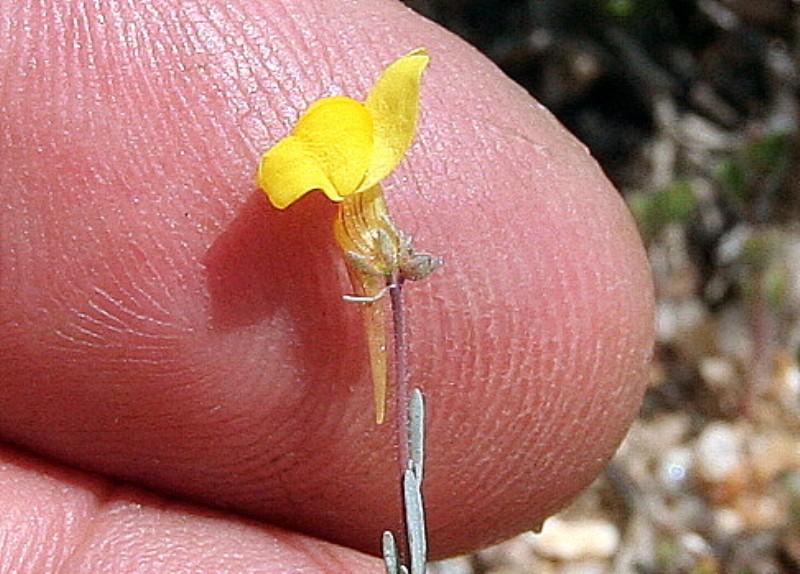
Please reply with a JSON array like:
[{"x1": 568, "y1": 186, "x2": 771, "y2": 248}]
[{"x1": 401, "y1": 1, "x2": 800, "y2": 572}]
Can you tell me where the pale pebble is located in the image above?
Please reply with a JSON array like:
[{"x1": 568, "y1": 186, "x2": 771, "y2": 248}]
[
  {"x1": 695, "y1": 422, "x2": 744, "y2": 483},
  {"x1": 658, "y1": 446, "x2": 694, "y2": 492},
  {"x1": 528, "y1": 517, "x2": 620, "y2": 561}
]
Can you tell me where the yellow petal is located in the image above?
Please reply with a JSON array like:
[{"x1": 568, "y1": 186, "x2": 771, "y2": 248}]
[
  {"x1": 359, "y1": 48, "x2": 429, "y2": 193},
  {"x1": 258, "y1": 136, "x2": 338, "y2": 208},
  {"x1": 257, "y1": 96, "x2": 374, "y2": 208}
]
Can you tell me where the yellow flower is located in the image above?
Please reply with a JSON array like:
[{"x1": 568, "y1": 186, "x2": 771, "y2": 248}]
[
  {"x1": 256, "y1": 49, "x2": 437, "y2": 425},
  {"x1": 257, "y1": 48, "x2": 429, "y2": 209}
]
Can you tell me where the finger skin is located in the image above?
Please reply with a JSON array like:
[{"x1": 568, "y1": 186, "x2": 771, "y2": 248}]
[
  {"x1": 0, "y1": 445, "x2": 377, "y2": 573},
  {"x1": 0, "y1": 0, "x2": 654, "y2": 558}
]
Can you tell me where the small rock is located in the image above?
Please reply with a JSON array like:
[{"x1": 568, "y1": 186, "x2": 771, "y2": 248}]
[
  {"x1": 715, "y1": 307, "x2": 752, "y2": 363},
  {"x1": 713, "y1": 493, "x2": 790, "y2": 538},
  {"x1": 528, "y1": 517, "x2": 620, "y2": 561},
  {"x1": 658, "y1": 446, "x2": 694, "y2": 492},
  {"x1": 748, "y1": 430, "x2": 800, "y2": 485},
  {"x1": 656, "y1": 299, "x2": 706, "y2": 343},
  {"x1": 429, "y1": 556, "x2": 474, "y2": 574},
  {"x1": 479, "y1": 536, "x2": 536, "y2": 570},
  {"x1": 699, "y1": 356, "x2": 738, "y2": 387},
  {"x1": 557, "y1": 561, "x2": 608, "y2": 574},
  {"x1": 695, "y1": 424, "x2": 743, "y2": 480},
  {"x1": 679, "y1": 531, "x2": 714, "y2": 557},
  {"x1": 670, "y1": 494, "x2": 708, "y2": 529},
  {"x1": 773, "y1": 350, "x2": 800, "y2": 414},
  {"x1": 712, "y1": 506, "x2": 745, "y2": 537},
  {"x1": 734, "y1": 494, "x2": 790, "y2": 531}
]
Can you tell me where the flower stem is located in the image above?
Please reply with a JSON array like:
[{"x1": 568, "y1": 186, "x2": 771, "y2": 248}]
[
  {"x1": 390, "y1": 275, "x2": 410, "y2": 483},
  {"x1": 384, "y1": 275, "x2": 429, "y2": 574}
]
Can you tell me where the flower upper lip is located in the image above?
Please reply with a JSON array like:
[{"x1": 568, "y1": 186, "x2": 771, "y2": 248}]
[{"x1": 257, "y1": 48, "x2": 429, "y2": 209}]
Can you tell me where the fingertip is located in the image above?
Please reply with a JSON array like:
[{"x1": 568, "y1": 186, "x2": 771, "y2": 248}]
[
  {"x1": 0, "y1": 0, "x2": 653, "y2": 560},
  {"x1": 0, "y1": 446, "x2": 378, "y2": 573}
]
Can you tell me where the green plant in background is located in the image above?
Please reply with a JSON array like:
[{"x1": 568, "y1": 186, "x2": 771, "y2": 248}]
[
  {"x1": 605, "y1": 0, "x2": 635, "y2": 18},
  {"x1": 628, "y1": 179, "x2": 696, "y2": 243},
  {"x1": 630, "y1": 126, "x2": 799, "y2": 412},
  {"x1": 739, "y1": 230, "x2": 793, "y2": 313},
  {"x1": 630, "y1": 130, "x2": 795, "y2": 244},
  {"x1": 603, "y1": 0, "x2": 672, "y2": 22},
  {"x1": 717, "y1": 131, "x2": 798, "y2": 400},
  {"x1": 716, "y1": 131, "x2": 794, "y2": 224}
]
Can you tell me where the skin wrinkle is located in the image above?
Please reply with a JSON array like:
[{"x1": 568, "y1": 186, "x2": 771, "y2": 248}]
[
  {"x1": 123, "y1": 248, "x2": 182, "y2": 325},
  {"x1": 272, "y1": 1, "x2": 336, "y2": 95},
  {"x1": 59, "y1": 477, "x2": 378, "y2": 573},
  {"x1": 14, "y1": 9, "x2": 173, "y2": 354},
  {"x1": 211, "y1": 398, "x2": 353, "y2": 509},
  {"x1": 251, "y1": 2, "x2": 338, "y2": 137},
  {"x1": 493, "y1": 177, "x2": 636, "y2": 537},
  {"x1": 0, "y1": 6, "x2": 14, "y2": 97},
  {"x1": 418, "y1": 111, "x2": 608, "y2": 520},
  {"x1": 52, "y1": 323, "x2": 107, "y2": 350},
  {"x1": 113, "y1": 241, "x2": 182, "y2": 326},
  {"x1": 44, "y1": 3, "x2": 212, "y2": 333},
  {"x1": 552, "y1": 184, "x2": 636, "y2": 414},
  {"x1": 230, "y1": 24, "x2": 294, "y2": 131},
  {"x1": 63, "y1": 497, "x2": 116, "y2": 573},
  {"x1": 0, "y1": 452, "x2": 101, "y2": 573},
  {"x1": 52, "y1": 286, "x2": 177, "y2": 352}
]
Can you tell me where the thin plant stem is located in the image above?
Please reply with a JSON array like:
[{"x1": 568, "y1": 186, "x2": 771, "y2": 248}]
[
  {"x1": 385, "y1": 273, "x2": 431, "y2": 574},
  {"x1": 390, "y1": 274, "x2": 410, "y2": 471},
  {"x1": 389, "y1": 273, "x2": 410, "y2": 565}
]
